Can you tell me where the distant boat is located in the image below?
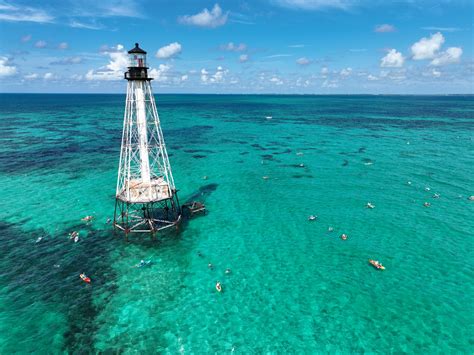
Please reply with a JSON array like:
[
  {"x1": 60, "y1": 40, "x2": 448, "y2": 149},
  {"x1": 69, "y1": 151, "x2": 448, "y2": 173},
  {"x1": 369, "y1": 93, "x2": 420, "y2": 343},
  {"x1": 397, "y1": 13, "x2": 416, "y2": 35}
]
[{"x1": 265, "y1": 116, "x2": 272, "y2": 120}]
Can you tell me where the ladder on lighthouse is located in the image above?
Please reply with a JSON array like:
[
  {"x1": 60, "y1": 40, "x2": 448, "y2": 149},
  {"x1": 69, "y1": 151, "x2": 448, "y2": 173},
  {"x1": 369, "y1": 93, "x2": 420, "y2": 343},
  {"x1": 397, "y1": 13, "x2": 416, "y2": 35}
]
[{"x1": 114, "y1": 43, "x2": 181, "y2": 234}]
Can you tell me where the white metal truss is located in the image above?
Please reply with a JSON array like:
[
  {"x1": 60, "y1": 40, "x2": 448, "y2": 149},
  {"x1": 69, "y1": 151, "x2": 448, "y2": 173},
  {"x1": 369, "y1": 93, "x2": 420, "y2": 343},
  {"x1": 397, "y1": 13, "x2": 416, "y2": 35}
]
[{"x1": 116, "y1": 80, "x2": 176, "y2": 204}]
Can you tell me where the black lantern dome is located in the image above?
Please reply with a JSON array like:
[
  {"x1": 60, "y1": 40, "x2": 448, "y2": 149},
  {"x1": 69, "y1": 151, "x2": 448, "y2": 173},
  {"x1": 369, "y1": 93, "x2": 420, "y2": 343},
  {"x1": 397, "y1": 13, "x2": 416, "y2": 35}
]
[{"x1": 125, "y1": 43, "x2": 151, "y2": 81}]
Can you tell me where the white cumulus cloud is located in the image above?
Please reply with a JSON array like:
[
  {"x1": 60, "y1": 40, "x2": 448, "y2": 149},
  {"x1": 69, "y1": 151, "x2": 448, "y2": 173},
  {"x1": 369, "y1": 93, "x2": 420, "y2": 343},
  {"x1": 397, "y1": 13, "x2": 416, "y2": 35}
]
[
  {"x1": 0, "y1": 56, "x2": 17, "y2": 77},
  {"x1": 431, "y1": 68, "x2": 441, "y2": 77},
  {"x1": 367, "y1": 74, "x2": 379, "y2": 81},
  {"x1": 296, "y1": 57, "x2": 312, "y2": 65},
  {"x1": 200, "y1": 68, "x2": 209, "y2": 82},
  {"x1": 43, "y1": 72, "x2": 55, "y2": 80},
  {"x1": 58, "y1": 42, "x2": 68, "y2": 50},
  {"x1": 155, "y1": 42, "x2": 182, "y2": 59},
  {"x1": 411, "y1": 32, "x2": 444, "y2": 60},
  {"x1": 375, "y1": 24, "x2": 396, "y2": 33},
  {"x1": 178, "y1": 4, "x2": 228, "y2": 28},
  {"x1": 149, "y1": 64, "x2": 171, "y2": 82},
  {"x1": 221, "y1": 42, "x2": 247, "y2": 52},
  {"x1": 35, "y1": 40, "x2": 47, "y2": 48},
  {"x1": 86, "y1": 44, "x2": 128, "y2": 81},
  {"x1": 239, "y1": 54, "x2": 249, "y2": 63},
  {"x1": 380, "y1": 49, "x2": 404, "y2": 68},
  {"x1": 270, "y1": 76, "x2": 283, "y2": 85},
  {"x1": 200, "y1": 66, "x2": 228, "y2": 83},
  {"x1": 430, "y1": 47, "x2": 462, "y2": 66},
  {"x1": 340, "y1": 67, "x2": 352, "y2": 76},
  {"x1": 24, "y1": 73, "x2": 38, "y2": 80},
  {"x1": 322, "y1": 79, "x2": 338, "y2": 88}
]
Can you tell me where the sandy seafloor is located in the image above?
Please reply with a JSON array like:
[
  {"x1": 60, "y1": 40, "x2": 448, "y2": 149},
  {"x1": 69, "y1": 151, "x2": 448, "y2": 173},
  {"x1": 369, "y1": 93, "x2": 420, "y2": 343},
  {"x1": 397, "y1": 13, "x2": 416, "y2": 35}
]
[{"x1": 0, "y1": 94, "x2": 472, "y2": 353}]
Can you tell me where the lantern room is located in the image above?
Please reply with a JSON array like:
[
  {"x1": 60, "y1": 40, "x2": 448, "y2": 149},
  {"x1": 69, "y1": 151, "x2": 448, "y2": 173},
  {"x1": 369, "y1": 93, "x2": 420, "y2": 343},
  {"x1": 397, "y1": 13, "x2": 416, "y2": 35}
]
[
  {"x1": 128, "y1": 43, "x2": 147, "y2": 67},
  {"x1": 125, "y1": 43, "x2": 150, "y2": 81}
]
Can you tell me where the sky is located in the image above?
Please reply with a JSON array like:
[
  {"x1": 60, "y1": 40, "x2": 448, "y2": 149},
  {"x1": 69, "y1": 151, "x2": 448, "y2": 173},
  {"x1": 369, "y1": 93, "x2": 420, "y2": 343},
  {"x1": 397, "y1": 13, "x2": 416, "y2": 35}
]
[{"x1": 0, "y1": 0, "x2": 473, "y2": 94}]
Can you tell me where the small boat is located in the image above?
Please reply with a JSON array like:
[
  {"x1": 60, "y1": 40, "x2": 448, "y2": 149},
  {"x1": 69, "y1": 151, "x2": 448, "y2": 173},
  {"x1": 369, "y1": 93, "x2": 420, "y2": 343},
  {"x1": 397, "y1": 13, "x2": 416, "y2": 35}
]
[
  {"x1": 265, "y1": 116, "x2": 272, "y2": 120},
  {"x1": 216, "y1": 282, "x2": 222, "y2": 292},
  {"x1": 74, "y1": 236, "x2": 79, "y2": 243},
  {"x1": 36, "y1": 236, "x2": 43, "y2": 243},
  {"x1": 80, "y1": 273, "x2": 91, "y2": 283},
  {"x1": 366, "y1": 202, "x2": 375, "y2": 209},
  {"x1": 368, "y1": 259, "x2": 385, "y2": 270},
  {"x1": 308, "y1": 215, "x2": 317, "y2": 221},
  {"x1": 135, "y1": 260, "x2": 152, "y2": 268}
]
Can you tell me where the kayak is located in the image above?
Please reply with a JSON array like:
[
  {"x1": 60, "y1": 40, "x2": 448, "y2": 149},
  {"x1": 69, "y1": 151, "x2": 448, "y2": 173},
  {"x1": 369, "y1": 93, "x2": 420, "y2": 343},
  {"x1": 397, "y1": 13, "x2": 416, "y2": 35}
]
[
  {"x1": 80, "y1": 273, "x2": 91, "y2": 283},
  {"x1": 368, "y1": 259, "x2": 385, "y2": 270}
]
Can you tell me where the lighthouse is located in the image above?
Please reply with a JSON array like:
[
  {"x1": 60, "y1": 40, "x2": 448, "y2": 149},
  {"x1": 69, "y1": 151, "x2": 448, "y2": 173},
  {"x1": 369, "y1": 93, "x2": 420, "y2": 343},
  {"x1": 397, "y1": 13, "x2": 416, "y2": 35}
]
[{"x1": 114, "y1": 43, "x2": 181, "y2": 234}]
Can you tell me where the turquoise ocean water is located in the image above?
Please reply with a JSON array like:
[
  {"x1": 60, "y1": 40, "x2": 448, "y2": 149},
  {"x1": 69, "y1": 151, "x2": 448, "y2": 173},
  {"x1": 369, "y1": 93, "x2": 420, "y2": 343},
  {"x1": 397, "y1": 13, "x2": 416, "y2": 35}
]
[{"x1": 0, "y1": 94, "x2": 472, "y2": 353}]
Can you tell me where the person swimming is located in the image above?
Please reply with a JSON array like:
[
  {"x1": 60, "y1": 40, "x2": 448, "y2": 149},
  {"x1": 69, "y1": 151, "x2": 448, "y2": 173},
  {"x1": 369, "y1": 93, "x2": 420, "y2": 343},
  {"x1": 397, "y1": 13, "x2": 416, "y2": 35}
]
[
  {"x1": 69, "y1": 231, "x2": 78, "y2": 240},
  {"x1": 225, "y1": 268, "x2": 231, "y2": 274},
  {"x1": 208, "y1": 263, "x2": 214, "y2": 270},
  {"x1": 328, "y1": 227, "x2": 334, "y2": 232},
  {"x1": 424, "y1": 202, "x2": 431, "y2": 207},
  {"x1": 81, "y1": 215, "x2": 93, "y2": 222},
  {"x1": 308, "y1": 215, "x2": 317, "y2": 221},
  {"x1": 341, "y1": 234, "x2": 348, "y2": 240},
  {"x1": 366, "y1": 202, "x2": 375, "y2": 209},
  {"x1": 216, "y1": 281, "x2": 222, "y2": 292}
]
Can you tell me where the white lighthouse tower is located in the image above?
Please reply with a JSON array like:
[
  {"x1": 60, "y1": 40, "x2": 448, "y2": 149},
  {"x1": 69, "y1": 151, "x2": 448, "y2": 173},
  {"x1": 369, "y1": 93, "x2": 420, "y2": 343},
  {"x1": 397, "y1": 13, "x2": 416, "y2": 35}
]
[{"x1": 114, "y1": 43, "x2": 181, "y2": 234}]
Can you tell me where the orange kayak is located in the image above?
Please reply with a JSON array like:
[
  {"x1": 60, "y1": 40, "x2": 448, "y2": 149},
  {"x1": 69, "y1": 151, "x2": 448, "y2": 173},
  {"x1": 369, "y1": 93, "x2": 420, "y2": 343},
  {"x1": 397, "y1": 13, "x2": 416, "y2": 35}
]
[{"x1": 369, "y1": 259, "x2": 385, "y2": 270}]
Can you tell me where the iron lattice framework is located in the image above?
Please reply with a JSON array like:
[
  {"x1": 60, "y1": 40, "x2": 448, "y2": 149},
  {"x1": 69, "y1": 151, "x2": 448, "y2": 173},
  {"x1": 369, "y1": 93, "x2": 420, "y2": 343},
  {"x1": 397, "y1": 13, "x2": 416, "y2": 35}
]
[{"x1": 114, "y1": 80, "x2": 181, "y2": 234}]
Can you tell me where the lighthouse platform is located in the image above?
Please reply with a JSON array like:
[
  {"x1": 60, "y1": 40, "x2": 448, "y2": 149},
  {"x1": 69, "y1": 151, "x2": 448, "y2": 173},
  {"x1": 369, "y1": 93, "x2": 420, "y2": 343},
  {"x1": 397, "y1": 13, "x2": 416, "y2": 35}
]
[{"x1": 116, "y1": 177, "x2": 174, "y2": 203}]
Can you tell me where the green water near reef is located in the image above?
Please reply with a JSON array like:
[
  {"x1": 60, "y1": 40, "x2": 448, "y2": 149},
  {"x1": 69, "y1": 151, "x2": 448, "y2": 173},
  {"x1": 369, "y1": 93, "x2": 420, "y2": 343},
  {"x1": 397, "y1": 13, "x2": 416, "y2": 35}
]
[{"x1": 0, "y1": 94, "x2": 473, "y2": 353}]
